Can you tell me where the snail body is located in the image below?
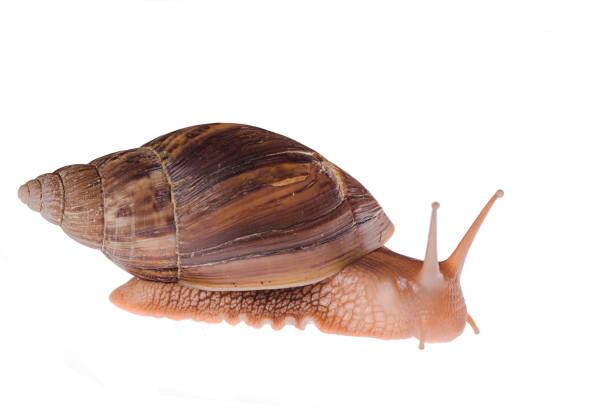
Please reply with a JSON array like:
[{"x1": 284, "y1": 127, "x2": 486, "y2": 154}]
[{"x1": 19, "y1": 123, "x2": 502, "y2": 348}]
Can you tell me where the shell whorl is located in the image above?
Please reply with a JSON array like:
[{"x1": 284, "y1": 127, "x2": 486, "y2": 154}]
[
  {"x1": 19, "y1": 151, "x2": 178, "y2": 282},
  {"x1": 19, "y1": 165, "x2": 105, "y2": 249}
]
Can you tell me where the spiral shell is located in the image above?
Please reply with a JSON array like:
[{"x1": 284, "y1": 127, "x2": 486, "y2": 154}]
[{"x1": 19, "y1": 123, "x2": 394, "y2": 290}]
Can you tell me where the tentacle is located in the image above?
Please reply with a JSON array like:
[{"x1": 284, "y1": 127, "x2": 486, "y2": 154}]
[{"x1": 442, "y1": 190, "x2": 504, "y2": 278}]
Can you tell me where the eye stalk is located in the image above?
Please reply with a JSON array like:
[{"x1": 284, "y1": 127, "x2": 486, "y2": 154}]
[
  {"x1": 441, "y1": 189, "x2": 504, "y2": 279},
  {"x1": 420, "y1": 201, "x2": 442, "y2": 290}
]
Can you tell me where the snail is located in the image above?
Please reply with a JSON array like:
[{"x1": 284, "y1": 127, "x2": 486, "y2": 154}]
[{"x1": 18, "y1": 123, "x2": 503, "y2": 349}]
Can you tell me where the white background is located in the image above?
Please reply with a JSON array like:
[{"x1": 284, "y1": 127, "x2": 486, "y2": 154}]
[{"x1": 1, "y1": 1, "x2": 610, "y2": 407}]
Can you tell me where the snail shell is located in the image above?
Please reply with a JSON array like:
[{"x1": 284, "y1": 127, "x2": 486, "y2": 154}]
[{"x1": 19, "y1": 123, "x2": 394, "y2": 290}]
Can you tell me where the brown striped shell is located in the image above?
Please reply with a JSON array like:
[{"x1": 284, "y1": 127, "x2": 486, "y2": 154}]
[{"x1": 18, "y1": 123, "x2": 394, "y2": 290}]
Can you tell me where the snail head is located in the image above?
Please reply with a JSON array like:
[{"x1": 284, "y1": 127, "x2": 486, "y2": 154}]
[{"x1": 410, "y1": 190, "x2": 504, "y2": 348}]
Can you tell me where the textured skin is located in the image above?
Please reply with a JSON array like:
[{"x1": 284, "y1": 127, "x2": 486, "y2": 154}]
[{"x1": 111, "y1": 247, "x2": 469, "y2": 342}]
